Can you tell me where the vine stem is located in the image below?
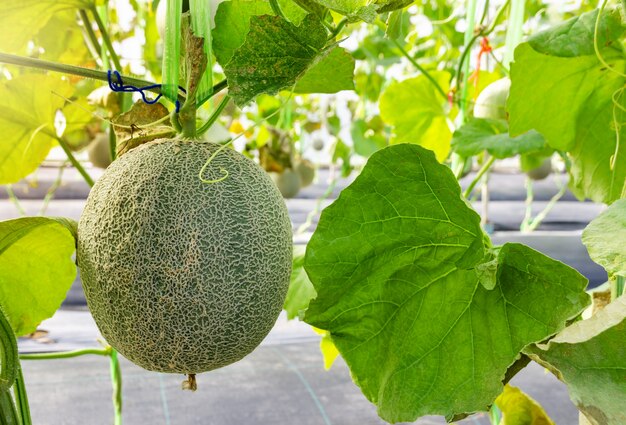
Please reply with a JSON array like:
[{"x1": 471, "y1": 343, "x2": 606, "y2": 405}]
[
  {"x1": 19, "y1": 348, "x2": 111, "y2": 360},
  {"x1": 110, "y1": 350, "x2": 123, "y2": 425},
  {"x1": 458, "y1": 0, "x2": 479, "y2": 120},
  {"x1": 89, "y1": 4, "x2": 122, "y2": 71},
  {"x1": 503, "y1": 0, "x2": 525, "y2": 67},
  {"x1": 463, "y1": 155, "x2": 495, "y2": 199},
  {"x1": 197, "y1": 96, "x2": 231, "y2": 136},
  {"x1": 20, "y1": 347, "x2": 122, "y2": 424},
  {"x1": 269, "y1": 0, "x2": 286, "y2": 19},
  {"x1": 521, "y1": 171, "x2": 567, "y2": 233},
  {"x1": 489, "y1": 404, "x2": 502, "y2": 425},
  {"x1": 39, "y1": 162, "x2": 68, "y2": 216},
  {"x1": 296, "y1": 176, "x2": 338, "y2": 235},
  {"x1": 0, "y1": 52, "x2": 166, "y2": 99},
  {"x1": 613, "y1": 275, "x2": 625, "y2": 300},
  {"x1": 594, "y1": 0, "x2": 626, "y2": 79},
  {"x1": 328, "y1": 18, "x2": 348, "y2": 40},
  {"x1": 198, "y1": 79, "x2": 229, "y2": 107},
  {"x1": 13, "y1": 367, "x2": 32, "y2": 425},
  {"x1": 391, "y1": 39, "x2": 448, "y2": 100},
  {"x1": 55, "y1": 136, "x2": 95, "y2": 188},
  {"x1": 5, "y1": 186, "x2": 26, "y2": 216},
  {"x1": 455, "y1": 0, "x2": 510, "y2": 118},
  {"x1": 78, "y1": 10, "x2": 102, "y2": 58},
  {"x1": 522, "y1": 176, "x2": 534, "y2": 231}
]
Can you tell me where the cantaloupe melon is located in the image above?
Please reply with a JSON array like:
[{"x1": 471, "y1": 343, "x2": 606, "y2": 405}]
[{"x1": 77, "y1": 139, "x2": 292, "y2": 375}]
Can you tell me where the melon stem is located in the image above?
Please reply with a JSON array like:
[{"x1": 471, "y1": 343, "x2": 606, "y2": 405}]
[{"x1": 182, "y1": 374, "x2": 197, "y2": 391}]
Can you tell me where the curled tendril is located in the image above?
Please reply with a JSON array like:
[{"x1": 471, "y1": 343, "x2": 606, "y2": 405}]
[
  {"x1": 593, "y1": 1, "x2": 626, "y2": 172},
  {"x1": 198, "y1": 87, "x2": 296, "y2": 185},
  {"x1": 594, "y1": 0, "x2": 626, "y2": 79},
  {"x1": 610, "y1": 85, "x2": 626, "y2": 170},
  {"x1": 198, "y1": 141, "x2": 232, "y2": 184}
]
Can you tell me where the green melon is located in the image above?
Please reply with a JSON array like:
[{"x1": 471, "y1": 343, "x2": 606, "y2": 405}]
[
  {"x1": 87, "y1": 133, "x2": 113, "y2": 169},
  {"x1": 295, "y1": 159, "x2": 315, "y2": 188},
  {"x1": 77, "y1": 139, "x2": 293, "y2": 374},
  {"x1": 473, "y1": 77, "x2": 511, "y2": 120},
  {"x1": 526, "y1": 158, "x2": 552, "y2": 180},
  {"x1": 270, "y1": 169, "x2": 301, "y2": 198}
]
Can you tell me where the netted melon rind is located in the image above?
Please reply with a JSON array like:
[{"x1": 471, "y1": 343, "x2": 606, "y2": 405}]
[{"x1": 77, "y1": 139, "x2": 293, "y2": 374}]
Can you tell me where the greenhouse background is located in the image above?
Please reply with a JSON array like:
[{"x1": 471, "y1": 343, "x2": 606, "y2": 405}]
[{"x1": 0, "y1": 0, "x2": 624, "y2": 424}]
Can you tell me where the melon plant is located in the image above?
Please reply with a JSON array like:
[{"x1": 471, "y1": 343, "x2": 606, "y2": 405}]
[
  {"x1": 1, "y1": 1, "x2": 625, "y2": 425},
  {"x1": 77, "y1": 139, "x2": 293, "y2": 374}
]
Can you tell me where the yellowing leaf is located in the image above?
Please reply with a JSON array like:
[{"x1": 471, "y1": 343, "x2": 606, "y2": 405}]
[
  {"x1": 0, "y1": 0, "x2": 93, "y2": 54},
  {"x1": 311, "y1": 327, "x2": 340, "y2": 370},
  {"x1": 495, "y1": 385, "x2": 555, "y2": 425},
  {"x1": 525, "y1": 295, "x2": 626, "y2": 425},
  {"x1": 379, "y1": 72, "x2": 453, "y2": 162},
  {"x1": 0, "y1": 75, "x2": 74, "y2": 184},
  {"x1": 35, "y1": 10, "x2": 92, "y2": 65},
  {"x1": 320, "y1": 333, "x2": 339, "y2": 370},
  {"x1": 256, "y1": 125, "x2": 272, "y2": 148}
]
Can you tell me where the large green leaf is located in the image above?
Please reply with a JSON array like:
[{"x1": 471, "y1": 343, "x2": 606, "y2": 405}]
[
  {"x1": 525, "y1": 295, "x2": 626, "y2": 425},
  {"x1": 379, "y1": 73, "x2": 453, "y2": 161},
  {"x1": 283, "y1": 245, "x2": 316, "y2": 320},
  {"x1": 213, "y1": 2, "x2": 352, "y2": 101},
  {"x1": 508, "y1": 9, "x2": 626, "y2": 203},
  {"x1": 452, "y1": 118, "x2": 546, "y2": 159},
  {"x1": 582, "y1": 198, "x2": 626, "y2": 279},
  {"x1": 527, "y1": 7, "x2": 624, "y2": 57},
  {"x1": 293, "y1": 47, "x2": 356, "y2": 94},
  {"x1": 0, "y1": 75, "x2": 74, "y2": 184},
  {"x1": 0, "y1": 217, "x2": 77, "y2": 336},
  {"x1": 0, "y1": 0, "x2": 92, "y2": 54},
  {"x1": 223, "y1": 15, "x2": 329, "y2": 106},
  {"x1": 304, "y1": 144, "x2": 589, "y2": 422}
]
